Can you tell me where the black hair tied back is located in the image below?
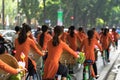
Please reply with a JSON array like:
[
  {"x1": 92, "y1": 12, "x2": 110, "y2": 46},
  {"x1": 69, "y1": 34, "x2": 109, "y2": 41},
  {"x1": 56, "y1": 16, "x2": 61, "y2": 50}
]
[{"x1": 52, "y1": 26, "x2": 63, "y2": 46}]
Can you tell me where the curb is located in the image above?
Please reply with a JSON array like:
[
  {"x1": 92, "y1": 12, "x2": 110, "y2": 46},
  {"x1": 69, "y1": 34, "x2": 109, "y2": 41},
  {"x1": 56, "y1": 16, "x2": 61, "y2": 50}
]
[
  {"x1": 115, "y1": 69, "x2": 120, "y2": 80},
  {"x1": 97, "y1": 50, "x2": 120, "y2": 80}
]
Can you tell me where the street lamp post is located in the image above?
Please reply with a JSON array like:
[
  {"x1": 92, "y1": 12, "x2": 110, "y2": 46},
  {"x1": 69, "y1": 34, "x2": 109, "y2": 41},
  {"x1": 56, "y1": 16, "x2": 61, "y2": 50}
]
[
  {"x1": 57, "y1": 0, "x2": 63, "y2": 26},
  {"x1": 2, "y1": 0, "x2": 5, "y2": 29},
  {"x1": 57, "y1": 8, "x2": 63, "y2": 26}
]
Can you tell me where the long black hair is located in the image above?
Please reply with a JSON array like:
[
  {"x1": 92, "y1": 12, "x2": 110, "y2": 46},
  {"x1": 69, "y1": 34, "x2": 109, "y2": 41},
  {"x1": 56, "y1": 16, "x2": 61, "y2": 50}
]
[
  {"x1": 18, "y1": 23, "x2": 31, "y2": 44},
  {"x1": 52, "y1": 26, "x2": 63, "y2": 46},
  {"x1": 39, "y1": 25, "x2": 48, "y2": 47},
  {"x1": 69, "y1": 26, "x2": 75, "y2": 37},
  {"x1": 87, "y1": 30, "x2": 94, "y2": 45},
  {"x1": 103, "y1": 28, "x2": 109, "y2": 36},
  {"x1": 15, "y1": 26, "x2": 21, "y2": 33},
  {"x1": 78, "y1": 27, "x2": 83, "y2": 32}
]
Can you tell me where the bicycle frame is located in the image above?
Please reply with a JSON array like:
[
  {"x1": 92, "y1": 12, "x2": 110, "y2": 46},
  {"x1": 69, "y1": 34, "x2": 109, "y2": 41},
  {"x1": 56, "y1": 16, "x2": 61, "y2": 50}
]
[{"x1": 83, "y1": 60, "x2": 94, "y2": 80}]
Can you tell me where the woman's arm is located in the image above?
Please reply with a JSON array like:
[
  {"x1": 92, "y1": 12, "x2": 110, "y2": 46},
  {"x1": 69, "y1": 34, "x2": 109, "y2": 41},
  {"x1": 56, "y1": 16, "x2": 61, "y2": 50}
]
[
  {"x1": 0, "y1": 60, "x2": 18, "y2": 74},
  {"x1": 30, "y1": 39, "x2": 44, "y2": 56},
  {"x1": 62, "y1": 42, "x2": 79, "y2": 58},
  {"x1": 95, "y1": 39, "x2": 102, "y2": 51},
  {"x1": 79, "y1": 39, "x2": 85, "y2": 52}
]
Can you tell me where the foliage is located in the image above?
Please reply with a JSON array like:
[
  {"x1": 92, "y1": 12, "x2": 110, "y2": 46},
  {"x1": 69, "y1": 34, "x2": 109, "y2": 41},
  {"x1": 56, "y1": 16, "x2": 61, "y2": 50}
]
[
  {"x1": 0, "y1": 0, "x2": 17, "y2": 28},
  {"x1": 96, "y1": 18, "x2": 104, "y2": 27},
  {"x1": 1, "y1": 0, "x2": 120, "y2": 28},
  {"x1": 19, "y1": 0, "x2": 41, "y2": 24}
]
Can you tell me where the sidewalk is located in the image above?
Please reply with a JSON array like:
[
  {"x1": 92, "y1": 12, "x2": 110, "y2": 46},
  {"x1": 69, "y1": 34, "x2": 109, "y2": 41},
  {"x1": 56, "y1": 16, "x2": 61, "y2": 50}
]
[
  {"x1": 74, "y1": 45, "x2": 120, "y2": 80},
  {"x1": 97, "y1": 48, "x2": 120, "y2": 80}
]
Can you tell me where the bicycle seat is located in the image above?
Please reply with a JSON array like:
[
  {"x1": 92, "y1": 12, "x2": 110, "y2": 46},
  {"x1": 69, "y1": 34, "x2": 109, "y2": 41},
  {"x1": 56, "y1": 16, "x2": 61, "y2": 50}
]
[{"x1": 84, "y1": 60, "x2": 93, "y2": 64}]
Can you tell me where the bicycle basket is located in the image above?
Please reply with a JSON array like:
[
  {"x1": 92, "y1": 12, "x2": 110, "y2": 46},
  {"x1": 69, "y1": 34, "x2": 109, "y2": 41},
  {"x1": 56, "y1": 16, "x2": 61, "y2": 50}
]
[
  {"x1": 60, "y1": 51, "x2": 77, "y2": 65},
  {"x1": 0, "y1": 54, "x2": 19, "y2": 80}
]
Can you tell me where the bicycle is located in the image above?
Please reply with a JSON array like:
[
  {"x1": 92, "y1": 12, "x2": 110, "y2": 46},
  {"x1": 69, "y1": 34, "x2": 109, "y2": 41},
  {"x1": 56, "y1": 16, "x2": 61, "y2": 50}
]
[{"x1": 83, "y1": 60, "x2": 94, "y2": 80}]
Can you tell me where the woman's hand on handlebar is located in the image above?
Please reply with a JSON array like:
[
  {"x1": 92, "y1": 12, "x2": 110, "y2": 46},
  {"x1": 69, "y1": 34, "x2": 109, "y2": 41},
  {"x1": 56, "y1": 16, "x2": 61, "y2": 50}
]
[{"x1": 17, "y1": 68, "x2": 27, "y2": 73}]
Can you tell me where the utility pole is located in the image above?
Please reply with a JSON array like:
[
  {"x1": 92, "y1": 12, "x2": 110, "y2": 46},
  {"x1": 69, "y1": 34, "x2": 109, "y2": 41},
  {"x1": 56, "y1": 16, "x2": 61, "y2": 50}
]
[
  {"x1": 2, "y1": 0, "x2": 5, "y2": 29},
  {"x1": 43, "y1": 0, "x2": 46, "y2": 24},
  {"x1": 17, "y1": 0, "x2": 19, "y2": 14}
]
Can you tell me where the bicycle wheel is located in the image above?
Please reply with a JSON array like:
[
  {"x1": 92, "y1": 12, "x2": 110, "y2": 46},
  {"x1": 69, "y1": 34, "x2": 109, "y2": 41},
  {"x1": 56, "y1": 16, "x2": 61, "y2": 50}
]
[
  {"x1": 67, "y1": 74, "x2": 72, "y2": 80},
  {"x1": 69, "y1": 74, "x2": 76, "y2": 80},
  {"x1": 83, "y1": 60, "x2": 94, "y2": 80},
  {"x1": 83, "y1": 65, "x2": 90, "y2": 80}
]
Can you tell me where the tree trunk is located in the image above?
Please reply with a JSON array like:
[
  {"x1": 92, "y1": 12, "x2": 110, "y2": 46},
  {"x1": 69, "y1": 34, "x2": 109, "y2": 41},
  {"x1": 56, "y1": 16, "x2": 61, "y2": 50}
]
[{"x1": 27, "y1": 18, "x2": 31, "y2": 25}]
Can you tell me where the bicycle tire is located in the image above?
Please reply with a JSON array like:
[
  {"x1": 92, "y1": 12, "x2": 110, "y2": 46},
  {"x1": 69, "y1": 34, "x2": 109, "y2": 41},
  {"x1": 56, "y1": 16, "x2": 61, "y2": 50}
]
[
  {"x1": 89, "y1": 76, "x2": 94, "y2": 80},
  {"x1": 67, "y1": 74, "x2": 72, "y2": 80},
  {"x1": 83, "y1": 63, "x2": 94, "y2": 80},
  {"x1": 83, "y1": 65, "x2": 90, "y2": 80},
  {"x1": 69, "y1": 74, "x2": 76, "y2": 80}
]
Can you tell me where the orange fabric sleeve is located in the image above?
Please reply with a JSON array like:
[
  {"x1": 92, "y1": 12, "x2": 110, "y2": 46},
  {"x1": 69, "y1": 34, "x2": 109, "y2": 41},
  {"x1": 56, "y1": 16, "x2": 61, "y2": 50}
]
[
  {"x1": 116, "y1": 33, "x2": 119, "y2": 40},
  {"x1": 30, "y1": 39, "x2": 44, "y2": 56},
  {"x1": 76, "y1": 33, "x2": 82, "y2": 43},
  {"x1": 29, "y1": 33, "x2": 35, "y2": 41},
  {"x1": 94, "y1": 31, "x2": 100, "y2": 40},
  {"x1": 62, "y1": 42, "x2": 78, "y2": 58},
  {"x1": 95, "y1": 39, "x2": 102, "y2": 51},
  {"x1": 108, "y1": 33, "x2": 113, "y2": 41},
  {"x1": 79, "y1": 40, "x2": 84, "y2": 52},
  {"x1": 61, "y1": 32, "x2": 68, "y2": 42},
  {"x1": 42, "y1": 33, "x2": 52, "y2": 50},
  {"x1": 0, "y1": 60, "x2": 18, "y2": 74},
  {"x1": 108, "y1": 34, "x2": 114, "y2": 46},
  {"x1": 36, "y1": 34, "x2": 40, "y2": 42}
]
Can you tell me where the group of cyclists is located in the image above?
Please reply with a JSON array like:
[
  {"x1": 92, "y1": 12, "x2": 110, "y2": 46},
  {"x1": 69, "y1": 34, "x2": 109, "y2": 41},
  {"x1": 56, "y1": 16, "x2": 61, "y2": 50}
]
[{"x1": 0, "y1": 23, "x2": 119, "y2": 80}]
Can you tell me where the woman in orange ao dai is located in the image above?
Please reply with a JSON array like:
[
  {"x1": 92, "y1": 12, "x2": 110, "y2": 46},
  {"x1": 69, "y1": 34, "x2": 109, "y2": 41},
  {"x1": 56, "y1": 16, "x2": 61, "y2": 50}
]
[
  {"x1": 0, "y1": 44, "x2": 23, "y2": 74},
  {"x1": 80, "y1": 29, "x2": 103, "y2": 79},
  {"x1": 14, "y1": 23, "x2": 44, "y2": 70},
  {"x1": 43, "y1": 26, "x2": 79, "y2": 80},
  {"x1": 66, "y1": 26, "x2": 80, "y2": 51}
]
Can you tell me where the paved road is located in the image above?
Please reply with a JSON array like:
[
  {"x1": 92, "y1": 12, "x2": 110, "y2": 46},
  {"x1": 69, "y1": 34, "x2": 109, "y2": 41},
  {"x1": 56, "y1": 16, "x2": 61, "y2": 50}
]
[
  {"x1": 74, "y1": 42, "x2": 120, "y2": 80},
  {"x1": 106, "y1": 50, "x2": 120, "y2": 80}
]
